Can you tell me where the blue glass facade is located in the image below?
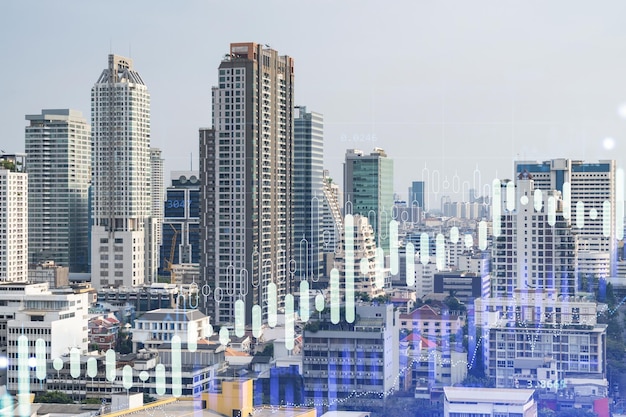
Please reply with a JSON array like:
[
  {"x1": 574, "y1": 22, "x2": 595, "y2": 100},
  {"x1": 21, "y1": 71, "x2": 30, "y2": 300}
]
[{"x1": 159, "y1": 183, "x2": 200, "y2": 275}]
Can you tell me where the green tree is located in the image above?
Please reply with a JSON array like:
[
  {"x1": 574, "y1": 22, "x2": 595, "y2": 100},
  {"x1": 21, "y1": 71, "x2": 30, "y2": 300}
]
[
  {"x1": 355, "y1": 291, "x2": 370, "y2": 302},
  {"x1": 34, "y1": 391, "x2": 74, "y2": 404},
  {"x1": 116, "y1": 327, "x2": 133, "y2": 354},
  {"x1": 606, "y1": 282, "x2": 617, "y2": 308},
  {"x1": 443, "y1": 295, "x2": 466, "y2": 314},
  {"x1": 460, "y1": 374, "x2": 494, "y2": 388},
  {"x1": 0, "y1": 159, "x2": 20, "y2": 172},
  {"x1": 82, "y1": 398, "x2": 102, "y2": 404},
  {"x1": 255, "y1": 343, "x2": 273, "y2": 357},
  {"x1": 538, "y1": 408, "x2": 556, "y2": 417},
  {"x1": 555, "y1": 408, "x2": 597, "y2": 417}
]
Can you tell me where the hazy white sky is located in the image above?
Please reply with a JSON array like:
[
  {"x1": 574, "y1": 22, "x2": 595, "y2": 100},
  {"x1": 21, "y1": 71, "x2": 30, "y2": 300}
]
[{"x1": 2, "y1": 0, "x2": 626, "y2": 204}]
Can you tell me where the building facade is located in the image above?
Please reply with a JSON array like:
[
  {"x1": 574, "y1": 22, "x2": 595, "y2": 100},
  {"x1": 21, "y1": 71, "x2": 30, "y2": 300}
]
[
  {"x1": 25, "y1": 109, "x2": 91, "y2": 272},
  {"x1": 28, "y1": 261, "x2": 69, "y2": 288},
  {"x1": 491, "y1": 175, "x2": 577, "y2": 297},
  {"x1": 91, "y1": 54, "x2": 151, "y2": 289},
  {"x1": 443, "y1": 387, "x2": 537, "y2": 417},
  {"x1": 159, "y1": 171, "x2": 200, "y2": 277},
  {"x1": 6, "y1": 291, "x2": 90, "y2": 396},
  {"x1": 200, "y1": 42, "x2": 295, "y2": 326},
  {"x1": 333, "y1": 214, "x2": 387, "y2": 297},
  {"x1": 0, "y1": 160, "x2": 28, "y2": 282},
  {"x1": 344, "y1": 148, "x2": 394, "y2": 251},
  {"x1": 515, "y1": 159, "x2": 617, "y2": 278},
  {"x1": 475, "y1": 289, "x2": 607, "y2": 389},
  {"x1": 302, "y1": 304, "x2": 399, "y2": 404},
  {"x1": 146, "y1": 148, "x2": 164, "y2": 284},
  {"x1": 409, "y1": 181, "x2": 425, "y2": 212},
  {"x1": 131, "y1": 308, "x2": 210, "y2": 351},
  {"x1": 294, "y1": 106, "x2": 324, "y2": 283}
]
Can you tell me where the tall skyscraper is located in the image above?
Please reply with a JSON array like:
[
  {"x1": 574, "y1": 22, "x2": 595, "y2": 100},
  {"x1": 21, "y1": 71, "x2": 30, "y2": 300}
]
[
  {"x1": 343, "y1": 148, "x2": 394, "y2": 251},
  {"x1": 409, "y1": 180, "x2": 425, "y2": 211},
  {"x1": 146, "y1": 147, "x2": 164, "y2": 283},
  {"x1": 491, "y1": 173, "x2": 577, "y2": 297},
  {"x1": 25, "y1": 109, "x2": 91, "y2": 272},
  {"x1": 294, "y1": 106, "x2": 324, "y2": 282},
  {"x1": 91, "y1": 54, "x2": 151, "y2": 289},
  {"x1": 515, "y1": 159, "x2": 617, "y2": 278},
  {"x1": 200, "y1": 42, "x2": 294, "y2": 326},
  {"x1": 0, "y1": 154, "x2": 28, "y2": 282},
  {"x1": 150, "y1": 148, "x2": 164, "y2": 245}
]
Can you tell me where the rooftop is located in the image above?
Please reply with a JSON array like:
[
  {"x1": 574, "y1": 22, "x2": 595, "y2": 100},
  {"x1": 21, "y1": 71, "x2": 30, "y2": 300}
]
[
  {"x1": 444, "y1": 387, "x2": 535, "y2": 404},
  {"x1": 136, "y1": 308, "x2": 206, "y2": 322}
]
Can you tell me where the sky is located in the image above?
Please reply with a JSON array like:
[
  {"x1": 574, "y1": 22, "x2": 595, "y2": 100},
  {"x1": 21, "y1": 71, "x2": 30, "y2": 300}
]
[{"x1": 2, "y1": 0, "x2": 626, "y2": 207}]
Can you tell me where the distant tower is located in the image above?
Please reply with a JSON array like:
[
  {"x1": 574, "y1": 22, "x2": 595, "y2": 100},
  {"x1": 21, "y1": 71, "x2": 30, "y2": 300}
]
[
  {"x1": 146, "y1": 148, "x2": 164, "y2": 284},
  {"x1": 409, "y1": 180, "x2": 425, "y2": 211},
  {"x1": 294, "y1": 106, "x2": 324, "y2": 282},
  {"x1": 0, "y1": 154, "x2": 28, "y2": 282},
  {"x1": 91, "y1": 54, "x2": 151, "y2": 289},
  {"x1": 343, "y1": 148, "x2": 394, "y2": 251},
  {"x1": 200, "y1": 42, "x2": 295, "y2": 325},
  {"x1": 25, "y1": 109, "x2": 91, "y2": 272}
]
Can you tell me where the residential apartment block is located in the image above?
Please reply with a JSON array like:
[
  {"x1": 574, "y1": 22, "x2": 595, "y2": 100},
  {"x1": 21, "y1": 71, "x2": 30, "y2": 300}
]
[
  {"x1": 25, "y1": 109, "x2": 91, "y2": 272},
  {"x1": 0, "y1": 159, "x2": 28, "y2": 282},
  {"x1": 302, "y1": 304, "x2": 399, "y2": 403}
]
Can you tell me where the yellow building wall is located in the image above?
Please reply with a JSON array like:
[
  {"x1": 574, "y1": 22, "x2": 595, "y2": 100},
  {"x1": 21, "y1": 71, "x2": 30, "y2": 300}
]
[{"x1": 203, "y1": 379, "x2": 254, "y2": 417}]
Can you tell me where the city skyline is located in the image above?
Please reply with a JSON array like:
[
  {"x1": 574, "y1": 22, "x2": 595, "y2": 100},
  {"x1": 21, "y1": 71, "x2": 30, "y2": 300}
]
[
  {"x1": 2, "y1": 1, "x2": 626, "y2": 202},
  {"x1": 1, "y1": 3, "x2": 626, "y2": 413}
]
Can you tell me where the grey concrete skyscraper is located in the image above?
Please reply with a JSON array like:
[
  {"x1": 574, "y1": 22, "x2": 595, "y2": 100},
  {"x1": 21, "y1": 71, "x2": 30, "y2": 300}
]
[
  {"x1": 91, "y1": 54, "x2": 151, "y2": 289},
  {"x1": 200, "y1": 43, "x2": 294, "y2": 326},
  {"x1": 25, "y1": 109, "x2": 91, "y2": 272},
  {"x1": 294, "y1": 106, "x2": 324, "y2": 283}
]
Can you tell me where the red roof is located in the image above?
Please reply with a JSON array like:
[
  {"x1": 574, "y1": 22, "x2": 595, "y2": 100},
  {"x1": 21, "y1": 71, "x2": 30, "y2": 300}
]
[{"x1": 400, "y1": 332, "x2": 438, "y2": 348}]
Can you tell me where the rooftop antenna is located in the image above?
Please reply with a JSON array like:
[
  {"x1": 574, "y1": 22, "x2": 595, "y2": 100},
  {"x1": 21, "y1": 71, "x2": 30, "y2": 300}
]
[{"x1": 190, "y1": 152, "x2": 193, "y2": 171}]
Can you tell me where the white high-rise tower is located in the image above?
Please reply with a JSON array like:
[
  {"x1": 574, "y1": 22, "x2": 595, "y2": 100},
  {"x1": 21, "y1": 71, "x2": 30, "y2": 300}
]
[
  {"x1": 91, "y1": 54, "x2": 151, "y2": 289},
  {"x1": 0, "y1": 155, "x2": 28, "y2": 282},
  {"x1": 146, "y1": 147, "x2": 164, "y2": 284}
]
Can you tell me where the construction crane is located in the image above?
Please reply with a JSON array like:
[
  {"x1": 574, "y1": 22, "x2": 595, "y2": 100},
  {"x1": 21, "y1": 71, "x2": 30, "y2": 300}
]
[{"x1": 164, "y1": 224, "x2": 179, "y2": 284}]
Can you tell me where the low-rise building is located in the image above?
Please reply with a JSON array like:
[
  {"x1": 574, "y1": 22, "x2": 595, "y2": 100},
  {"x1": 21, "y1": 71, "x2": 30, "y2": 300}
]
[
  {"x1": 475, "y1": 289, "x2": 607, "y2": 389},
  {"x1": 302, "y1": 303, "x2": 399, "y2": 404},
  {"x1": 433, "y1": 271, "x2": 489, "y2": 306},
  {"x1": 7, "y1": 290, "x2": 90, "y2": 397},
  {"x1": 132, "y1": 308, "x2": 210, "y2": 351},
  {"x1": 88, "y1": 313, "x2": 120, "y2": 351},
  {"x1": 96, "y1": 283, "x2": 181, "y2": 313},
  {"x1": 399, "y1": 305, "x2": 463, "y2": 339},
  {"x1": 28, "y1": 261, "x2": 69, "y2": 288},
  {"x1": 443, "y1": 387, "x2": 536, "y2": 417},
  {"x1": 400, "y1": 332, "x2": 467, "y2": 391}
]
